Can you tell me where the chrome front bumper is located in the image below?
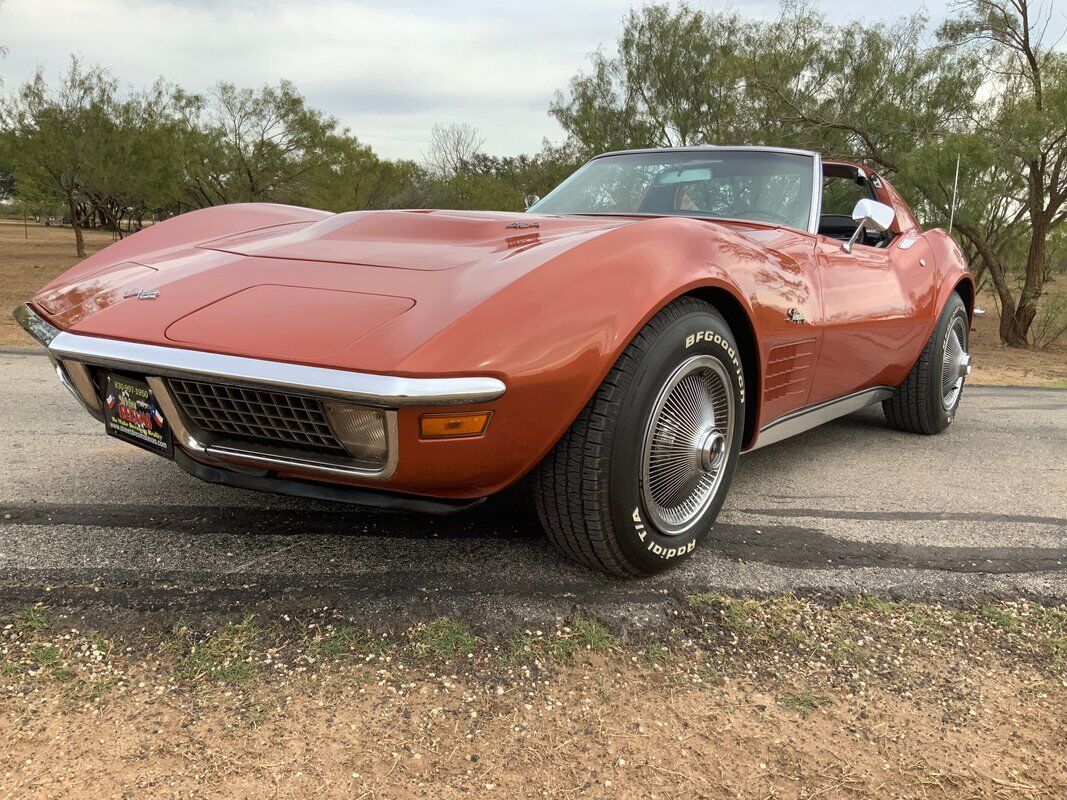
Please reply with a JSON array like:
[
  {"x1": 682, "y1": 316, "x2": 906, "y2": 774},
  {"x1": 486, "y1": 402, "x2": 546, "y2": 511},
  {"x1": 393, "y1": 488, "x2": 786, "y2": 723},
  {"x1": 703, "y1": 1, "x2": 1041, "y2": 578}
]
[{"x1": 15, "y1": 304, "x2": 506, "y2": 481}]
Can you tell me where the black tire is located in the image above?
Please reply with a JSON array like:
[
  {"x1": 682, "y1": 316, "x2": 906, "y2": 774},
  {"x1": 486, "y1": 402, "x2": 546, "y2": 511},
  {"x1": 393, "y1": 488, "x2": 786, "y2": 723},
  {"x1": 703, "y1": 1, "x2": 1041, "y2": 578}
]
[
  {"x1": 883, "y1": 292, "x2": 970, "y2": 434},
  {"x1": 532, "y1": 297, "x2": 745, "y2": 576}
]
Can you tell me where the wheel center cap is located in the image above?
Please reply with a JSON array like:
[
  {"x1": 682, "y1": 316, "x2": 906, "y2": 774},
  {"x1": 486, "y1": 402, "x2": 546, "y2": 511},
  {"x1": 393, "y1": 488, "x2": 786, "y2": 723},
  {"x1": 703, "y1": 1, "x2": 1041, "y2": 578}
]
[{"x1": 699, "y1": 429, "x2": 726, "y2": 472}]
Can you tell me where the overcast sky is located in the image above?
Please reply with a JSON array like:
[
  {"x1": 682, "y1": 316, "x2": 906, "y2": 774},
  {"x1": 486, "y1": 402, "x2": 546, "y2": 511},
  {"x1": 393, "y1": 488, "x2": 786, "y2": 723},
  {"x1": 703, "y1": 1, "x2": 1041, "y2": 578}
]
[{"x1": 0, "y1": 0, "x2": 1047, "y2": 160}]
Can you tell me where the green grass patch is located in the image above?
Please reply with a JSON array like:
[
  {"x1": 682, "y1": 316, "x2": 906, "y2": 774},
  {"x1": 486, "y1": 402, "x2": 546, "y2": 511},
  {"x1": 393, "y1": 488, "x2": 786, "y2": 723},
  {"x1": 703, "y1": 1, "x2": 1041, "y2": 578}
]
[
  {"x1": 498, "y1": 631, "x2": 536, "y2": 667},
  {"x1": 908, "y1": 609, "x2": 946, "y2": 641},
  {"x1": 27, "y1": 643, "x2": 77, "y2": 683},
  {"x1": 981, "y1": 604, "x2": 1020, "y2": 632},
  {"x1": 843, "y1": 595, "x2": 900, "y2": 616},
  {"x1": 550, "y1": 618, "x2": 615, "y2": 661},
  {"x1": 695, "y1": 663, "x2": 724, "y2": 685},
  {"x1": 411, "y1": 618, "x2": 477, "y2": 660},
  {"x1": 1044, "y1": 636, "x2": 1066, "y2": 670},
  {"x1": 14, "y1": 604, "x2": 51, "y2": 634},
  {"x1": 30, "y1": 643, "x2": 61, "y2": 668},
  {"x1": 572, "y1": 618, "x2": 614, "y2": 650},
  {"x1": 171, "y1": 616, "x2": 263, "y2": 683},
  {"x1": 305, "y1": 625, "x2": 363, "y2": 661},
  {"x1": 1030, "y1": 603, "x2": 1066, "y2": 631},
  {"x1": 721, "y1": 599, "x2": 759, "y2": 635},
  {"x1": 88, "y1": 633, "x2": 110, "y2": 656},
  {"x1": 643, "y1": 645, "x2": 676, "y2": 667},
  {"x1": 687, "y1": 592, "x2": 724, "y2": 608},
  {"x1": 781, "y1": 691, "x2": 828, "y2": 716}
]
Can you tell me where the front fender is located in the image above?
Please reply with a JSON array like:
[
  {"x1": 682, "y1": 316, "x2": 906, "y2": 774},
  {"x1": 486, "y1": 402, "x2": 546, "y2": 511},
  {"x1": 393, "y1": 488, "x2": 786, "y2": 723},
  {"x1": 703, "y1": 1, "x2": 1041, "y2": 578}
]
[
  {"x1": 386, "y1": 217, "x2": 763, "y2": 497},
  {"x1": 926, "y1": 229, "x2": 976, "y2": 332}
]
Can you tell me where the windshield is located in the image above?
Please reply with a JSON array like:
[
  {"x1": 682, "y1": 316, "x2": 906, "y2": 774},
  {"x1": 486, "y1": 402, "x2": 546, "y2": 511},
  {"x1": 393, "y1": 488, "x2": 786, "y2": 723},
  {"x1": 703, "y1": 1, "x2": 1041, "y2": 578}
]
[{"x1": 530, "y1": 150, "x2": 816, "y2": 231}]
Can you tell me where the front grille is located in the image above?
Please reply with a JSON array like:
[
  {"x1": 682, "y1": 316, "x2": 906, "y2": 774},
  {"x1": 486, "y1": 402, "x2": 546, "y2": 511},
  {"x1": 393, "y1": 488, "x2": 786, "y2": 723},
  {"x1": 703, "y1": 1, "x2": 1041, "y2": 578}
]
[{"x1": 168, "y1": 379, "x2": 347, "y2": 455}]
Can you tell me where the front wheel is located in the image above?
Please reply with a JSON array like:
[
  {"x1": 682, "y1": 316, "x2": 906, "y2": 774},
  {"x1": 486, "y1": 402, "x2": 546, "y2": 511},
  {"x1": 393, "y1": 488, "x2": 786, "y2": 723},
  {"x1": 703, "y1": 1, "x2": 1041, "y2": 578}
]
[
  {"x1": 532, "y1": 298, "x2": 745, "y2": 576},
  {"x1": 883, "y1": 292, "x2": 971, "y2": 434}
]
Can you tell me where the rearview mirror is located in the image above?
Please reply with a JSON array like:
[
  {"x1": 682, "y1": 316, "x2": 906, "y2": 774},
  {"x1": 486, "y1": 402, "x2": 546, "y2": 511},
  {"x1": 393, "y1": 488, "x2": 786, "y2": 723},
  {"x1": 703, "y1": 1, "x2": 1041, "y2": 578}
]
[
  {"x1": 654, "y1": 167, "x2": 713, "y2": 186},
  {"x1": 843, "y1": 199, "x2": 895, "y2": 253}
]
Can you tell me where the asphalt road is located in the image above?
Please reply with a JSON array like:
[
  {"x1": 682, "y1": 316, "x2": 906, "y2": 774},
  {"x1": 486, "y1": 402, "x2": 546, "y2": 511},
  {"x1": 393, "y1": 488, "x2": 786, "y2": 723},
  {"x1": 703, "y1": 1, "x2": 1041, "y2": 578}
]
[{"x1": 0, "y1": 349, "x2": 1064, "y2": 627}]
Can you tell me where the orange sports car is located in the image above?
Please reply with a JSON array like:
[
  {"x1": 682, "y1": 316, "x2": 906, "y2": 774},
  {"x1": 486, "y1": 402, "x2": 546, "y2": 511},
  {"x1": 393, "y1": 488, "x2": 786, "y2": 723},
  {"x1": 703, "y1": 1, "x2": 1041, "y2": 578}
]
[{"x1": 16, "y1": 146, "x2": 974, "y2": 576}]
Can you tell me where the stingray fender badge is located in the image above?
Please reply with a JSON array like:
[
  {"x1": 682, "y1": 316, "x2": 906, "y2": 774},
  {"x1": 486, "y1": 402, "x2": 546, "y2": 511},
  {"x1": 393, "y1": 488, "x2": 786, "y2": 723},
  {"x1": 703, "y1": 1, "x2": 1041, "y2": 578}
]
[
  {"x1": 786, "y1": 308, "x2": 806, "y2": 324},
  {"x1": 123, "y1": 288, "x2": 160, "y2": 300},
  {"x1": 505, "y1": 221, "x2": 539, "y2": 229}
]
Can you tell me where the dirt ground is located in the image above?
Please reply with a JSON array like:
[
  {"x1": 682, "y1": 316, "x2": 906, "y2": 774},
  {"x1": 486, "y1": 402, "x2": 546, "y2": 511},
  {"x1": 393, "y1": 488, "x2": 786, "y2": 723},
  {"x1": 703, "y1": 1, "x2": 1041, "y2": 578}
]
[
  {"x1": 1, "y1": 596, "x2": 1063, "y2": 799},
  {"x1": 968, "y1": 289, "x2": 1067, "y2": 388},
  {"x1": 2, "y1": 218, "x2": 1064, "y2": 387}
]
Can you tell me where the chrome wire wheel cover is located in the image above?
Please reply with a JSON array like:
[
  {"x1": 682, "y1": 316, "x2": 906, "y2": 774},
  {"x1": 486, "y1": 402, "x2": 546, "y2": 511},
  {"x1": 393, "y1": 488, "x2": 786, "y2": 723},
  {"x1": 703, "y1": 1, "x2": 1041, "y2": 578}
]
[
  {"x1": 640, "y1": 355, "x2": 735, "y2": 536},
  {"x1": 941, "y1": 315, "x2": 971, "y2": 410}
]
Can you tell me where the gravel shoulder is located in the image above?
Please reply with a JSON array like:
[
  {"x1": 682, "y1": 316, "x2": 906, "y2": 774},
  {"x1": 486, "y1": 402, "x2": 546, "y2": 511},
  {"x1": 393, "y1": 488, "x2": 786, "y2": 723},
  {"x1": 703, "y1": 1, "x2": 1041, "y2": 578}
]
[{"x1": 2, "y1": 596, "x2": 1064, "y2": 799}]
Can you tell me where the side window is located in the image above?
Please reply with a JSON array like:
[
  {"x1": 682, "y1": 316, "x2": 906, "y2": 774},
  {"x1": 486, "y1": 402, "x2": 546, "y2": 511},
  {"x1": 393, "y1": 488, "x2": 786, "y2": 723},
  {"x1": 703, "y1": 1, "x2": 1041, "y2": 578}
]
[
  {"x1": 818, "y1": 169, "x2": 878, "y2": 242},
  {"x1": 821, "y1": 175, "x2": 871, "y2": 216}
]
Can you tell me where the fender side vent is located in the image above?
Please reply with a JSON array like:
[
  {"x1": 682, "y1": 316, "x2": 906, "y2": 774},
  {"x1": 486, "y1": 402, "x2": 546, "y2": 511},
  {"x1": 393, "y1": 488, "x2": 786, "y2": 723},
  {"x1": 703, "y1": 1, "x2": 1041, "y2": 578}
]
[{"x1": 764, "y1": 339, "x2": 817, "y2": 402}]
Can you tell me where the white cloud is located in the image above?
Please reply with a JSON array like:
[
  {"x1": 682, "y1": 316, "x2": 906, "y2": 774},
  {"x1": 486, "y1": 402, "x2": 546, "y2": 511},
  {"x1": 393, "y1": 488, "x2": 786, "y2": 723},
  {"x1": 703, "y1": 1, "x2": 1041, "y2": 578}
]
[{"x1": 0, "y1": 0, "x2": 991, "y2": 159}]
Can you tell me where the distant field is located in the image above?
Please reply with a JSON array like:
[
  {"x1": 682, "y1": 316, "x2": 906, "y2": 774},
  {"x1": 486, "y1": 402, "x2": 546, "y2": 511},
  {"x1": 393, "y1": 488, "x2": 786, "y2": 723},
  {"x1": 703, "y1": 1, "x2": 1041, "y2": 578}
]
[
  {"x1": 0, "y1": 219, "x2": 112, "y2": 347},
  {"x1": 1, "y1": 218, "x2": 1064, "y2": 386}
]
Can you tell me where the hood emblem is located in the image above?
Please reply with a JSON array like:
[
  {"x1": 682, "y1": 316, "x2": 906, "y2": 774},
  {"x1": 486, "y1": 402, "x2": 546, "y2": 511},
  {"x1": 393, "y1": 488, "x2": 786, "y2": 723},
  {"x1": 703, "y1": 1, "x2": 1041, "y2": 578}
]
[
  {"x1": 505, "y1": 221, "x2": 540, "y2": 229},
  {"x1": 124, "y1": 288, "x2": 160, "y2": 301}
]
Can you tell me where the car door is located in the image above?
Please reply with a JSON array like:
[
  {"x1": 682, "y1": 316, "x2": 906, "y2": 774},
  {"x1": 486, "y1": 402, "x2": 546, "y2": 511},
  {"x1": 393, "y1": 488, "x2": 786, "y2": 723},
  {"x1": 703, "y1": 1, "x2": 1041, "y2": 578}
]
[{"x1": 809, "y1": 168, "x2": 935, "y2": 404}]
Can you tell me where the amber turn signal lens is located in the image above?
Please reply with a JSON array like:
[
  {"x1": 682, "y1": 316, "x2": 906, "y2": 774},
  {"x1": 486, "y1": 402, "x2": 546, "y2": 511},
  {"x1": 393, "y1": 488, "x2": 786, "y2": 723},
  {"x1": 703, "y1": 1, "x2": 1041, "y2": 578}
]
[{"x1": 419, "y1": 412, "x2": 491, "y2": 439}]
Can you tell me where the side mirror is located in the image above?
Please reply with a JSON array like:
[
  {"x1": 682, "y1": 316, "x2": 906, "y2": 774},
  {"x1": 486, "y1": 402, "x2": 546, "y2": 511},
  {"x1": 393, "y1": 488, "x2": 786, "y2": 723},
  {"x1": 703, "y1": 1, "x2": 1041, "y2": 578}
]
[
  {"x1": 842, "y1": 199, "x2": 895, "y2": 253},
  {"x1": 523, "y1": 194, "x2": 541, "y2": 211}
]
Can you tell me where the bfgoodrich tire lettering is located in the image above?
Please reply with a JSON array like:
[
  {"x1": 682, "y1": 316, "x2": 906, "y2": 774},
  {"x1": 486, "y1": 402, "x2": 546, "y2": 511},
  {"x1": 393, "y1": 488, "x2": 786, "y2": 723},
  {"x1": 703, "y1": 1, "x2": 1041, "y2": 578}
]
[{"x1": 533, "y1": 297, "x2": 745, "y2": 576}]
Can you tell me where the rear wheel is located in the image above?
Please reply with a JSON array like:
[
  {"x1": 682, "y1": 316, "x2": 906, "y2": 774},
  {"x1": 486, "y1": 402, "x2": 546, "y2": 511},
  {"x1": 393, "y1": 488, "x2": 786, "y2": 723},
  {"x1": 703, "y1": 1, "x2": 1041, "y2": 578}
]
[
  {"x1": 883, "y1": 292, "x2": 971, "y2": 434},
  {"x1": 532, "y1": 298, "x2": 745, "y2": 576}
]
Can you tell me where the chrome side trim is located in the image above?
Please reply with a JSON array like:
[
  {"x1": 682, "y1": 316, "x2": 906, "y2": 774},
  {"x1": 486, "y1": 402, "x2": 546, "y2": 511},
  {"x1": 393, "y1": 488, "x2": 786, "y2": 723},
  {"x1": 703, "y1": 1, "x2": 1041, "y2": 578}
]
[
  {"x1": 750, "y1": 386, "x2": 894, "y2": 450},
  {"x1": 45, "y1": 331, "x2": 505, "y2": 407},
  {"x1": 146, "y1": 376, "x2": 400, "y2": 479},
  {"x1": 808, "y1": 152, "x2": 823, "y2": 235},
  {"x1": 14, "y1": 303, "x2": 60, "y2": 347}
]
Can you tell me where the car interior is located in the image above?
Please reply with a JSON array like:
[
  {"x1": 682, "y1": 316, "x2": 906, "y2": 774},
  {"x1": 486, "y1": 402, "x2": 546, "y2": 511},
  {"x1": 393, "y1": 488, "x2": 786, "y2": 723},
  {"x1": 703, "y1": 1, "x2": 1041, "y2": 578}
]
[
  {"x1": 818, "y1": 163, "x2": 890, "y2": 247},
  {"x1": 629, "y1": 158, "x2": 893, "y2": 246},
  {"x1": 635, "y1": 156, "x2": 814, "y2": 230}
]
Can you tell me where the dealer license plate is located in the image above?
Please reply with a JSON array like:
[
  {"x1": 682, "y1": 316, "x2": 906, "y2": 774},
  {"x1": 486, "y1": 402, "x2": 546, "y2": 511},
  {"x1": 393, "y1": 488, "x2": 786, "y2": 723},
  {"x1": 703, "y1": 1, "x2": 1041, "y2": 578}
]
[{"x1": 103, "y1": 374, "x2": 174, "y2": 458}]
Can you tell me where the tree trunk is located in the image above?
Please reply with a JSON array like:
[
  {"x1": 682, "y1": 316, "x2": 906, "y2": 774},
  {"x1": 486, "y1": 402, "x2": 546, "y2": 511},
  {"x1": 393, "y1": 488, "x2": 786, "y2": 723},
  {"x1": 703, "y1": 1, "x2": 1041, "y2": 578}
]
[
  {"x1": 1002, "y1": 216, "x2": 1049, "y2": 347},
  {"x1": 67, "y1": 195, "x2": 86, "y2": 259},
  {"x1": 956, "y1": 222, "x2": 1020, "y2": 343}
]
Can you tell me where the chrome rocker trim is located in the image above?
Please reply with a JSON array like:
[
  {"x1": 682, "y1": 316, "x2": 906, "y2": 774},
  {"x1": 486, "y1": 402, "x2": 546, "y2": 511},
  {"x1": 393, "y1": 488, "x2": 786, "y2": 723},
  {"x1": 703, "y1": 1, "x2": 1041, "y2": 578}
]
[
  {"x1": 15, "y1": 303, "x2": 506, "y2": 482},
  {"x1": 751, "y1": 386, "x2": 894, "y2": 450}
]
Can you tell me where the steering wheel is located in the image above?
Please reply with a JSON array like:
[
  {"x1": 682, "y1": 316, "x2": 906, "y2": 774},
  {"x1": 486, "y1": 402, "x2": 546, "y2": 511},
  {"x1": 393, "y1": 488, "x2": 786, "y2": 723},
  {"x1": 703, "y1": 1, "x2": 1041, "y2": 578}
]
[{"x1": 729, "y1": 206, "x2": 794, "y2": 226}]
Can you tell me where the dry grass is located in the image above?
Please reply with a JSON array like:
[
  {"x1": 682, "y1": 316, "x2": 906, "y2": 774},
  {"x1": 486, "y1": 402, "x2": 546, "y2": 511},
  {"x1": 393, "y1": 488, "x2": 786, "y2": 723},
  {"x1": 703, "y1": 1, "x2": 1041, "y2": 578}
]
[
  {"x1": 2, "y1": 218, "x2": 1064, "y2": 388},
  {"x1": 1, "y1": 597, "x2": 1064, "y2": 799},
  {"x1": 0, "y1": 219, "x2": 113, "y2": 346}
]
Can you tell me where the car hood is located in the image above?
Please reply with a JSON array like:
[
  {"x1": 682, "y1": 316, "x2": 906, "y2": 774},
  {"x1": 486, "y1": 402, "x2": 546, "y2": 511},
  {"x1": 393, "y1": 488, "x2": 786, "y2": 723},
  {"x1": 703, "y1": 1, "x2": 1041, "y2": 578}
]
[
  {"x1": 32, "y1": 209, "x2": 632, "y2": 371},
  {"x1": 198, "y1": 209, "x2": 617, "y2": 271}
]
